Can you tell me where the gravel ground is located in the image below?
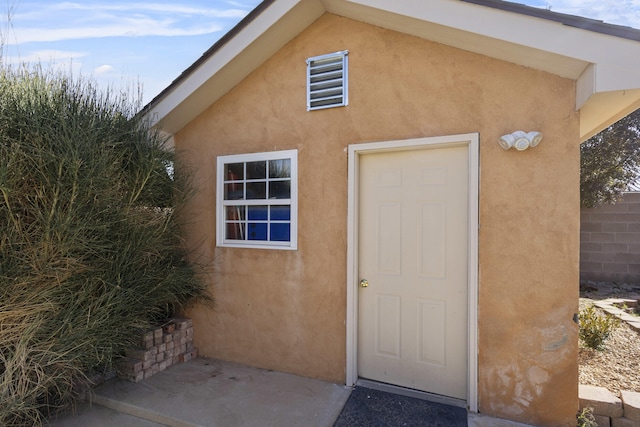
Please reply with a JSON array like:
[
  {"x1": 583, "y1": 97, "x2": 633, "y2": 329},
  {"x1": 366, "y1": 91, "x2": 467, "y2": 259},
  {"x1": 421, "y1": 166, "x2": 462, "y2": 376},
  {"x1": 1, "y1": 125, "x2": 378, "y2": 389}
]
[{"x1": 579, "y1": 282, "x2": 640, "y2": 397}]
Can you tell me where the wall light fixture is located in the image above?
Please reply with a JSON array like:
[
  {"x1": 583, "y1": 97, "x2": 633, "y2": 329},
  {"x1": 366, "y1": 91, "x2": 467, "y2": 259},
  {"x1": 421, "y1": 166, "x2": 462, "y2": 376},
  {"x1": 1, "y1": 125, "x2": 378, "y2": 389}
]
[{"x1": 499, "y1": 131, "x2": 543, "y2": 151}]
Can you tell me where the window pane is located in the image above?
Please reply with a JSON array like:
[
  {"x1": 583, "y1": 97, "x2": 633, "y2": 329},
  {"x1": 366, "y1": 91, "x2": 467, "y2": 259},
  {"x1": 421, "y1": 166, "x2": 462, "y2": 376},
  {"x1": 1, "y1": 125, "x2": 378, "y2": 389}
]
[
  {"x1": 248, "y1": 206, "x2": 268, "y2": 220},
  {"x1": 225, "y1": 163, "x2": 244, "y2": 180},
  {"x1": 270, "y1": 205, "x2": 290, "y2": 221},
  {"x1": 269, "y1": 159, "x2": 291, "y2": 179},
  {"x1": 269, "y1": 181, "x2": 290, "y2": 199},
  {"x1": 247, "y1": 161, "x2": 266, "y2": 180},
  {"x1": 226, "y1": 222, "x2": 245, "y2": 240},
  {"x1": 248, "y1": 222, "x2": 267, "y2": 240},
  {"x1": 270, "y1": 223, "x2": 290, "y2": 242},
  {"x1": 226, "y1": 206, "x2": 245, "y2": 220},
  {"x1": 225, "y1": 182, "x2": 244, "y2": 200},
  {"x1": 246, "y1": 182, "x2": 266, "y2": 199},
  {"x1": 218, "y1": 150, "x2": 296, "y2": 249}
]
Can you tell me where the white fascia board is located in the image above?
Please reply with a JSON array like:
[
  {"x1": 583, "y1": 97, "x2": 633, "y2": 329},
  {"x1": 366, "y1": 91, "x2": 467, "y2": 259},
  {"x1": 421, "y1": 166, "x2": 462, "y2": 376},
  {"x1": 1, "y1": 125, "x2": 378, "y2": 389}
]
[
  {"x1": 580, "y1": 89, "x2": 640, "y2": 141},
  {"x1": 147, "y1": 0, "x2": 640, "y2": 136},
  {"x1": 323, "y1": 0, "x2": 589, "y2": 79},
  {"x1": 148, "y1": 0, "x2": 324, "y2": 134},
  {"x1": 332, "y1": 0, "x2": 640, "y2": 88},
  {"x1": 577, "y1": 63, "x2": 640, "y2": 139},
  {"x1": 332, "y1": 0, "x2": 640, "y2": 140},
  {"x1": 340, "y1": 0, "x2": 637, "y2": 67}
]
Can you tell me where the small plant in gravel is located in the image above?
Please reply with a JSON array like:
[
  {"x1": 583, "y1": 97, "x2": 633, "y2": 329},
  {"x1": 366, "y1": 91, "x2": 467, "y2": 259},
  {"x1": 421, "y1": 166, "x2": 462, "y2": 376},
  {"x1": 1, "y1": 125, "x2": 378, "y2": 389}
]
[
  {"x1": 576, "y1": 407, "x2": 597, "y2": 427},
  {"x1": 579, "y1": 305, "x2": 620, "y2": 351}
]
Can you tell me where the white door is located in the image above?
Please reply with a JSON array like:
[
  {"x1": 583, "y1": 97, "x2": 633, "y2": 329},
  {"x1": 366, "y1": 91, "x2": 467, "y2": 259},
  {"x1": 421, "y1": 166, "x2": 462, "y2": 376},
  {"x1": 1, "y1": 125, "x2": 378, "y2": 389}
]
[{"x1": 357, "y1": 144, "x2": 469, "y2": 399}]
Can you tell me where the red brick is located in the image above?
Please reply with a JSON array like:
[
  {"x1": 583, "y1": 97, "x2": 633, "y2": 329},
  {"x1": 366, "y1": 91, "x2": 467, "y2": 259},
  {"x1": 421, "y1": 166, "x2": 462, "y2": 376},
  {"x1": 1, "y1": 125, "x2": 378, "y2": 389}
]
[
  {"x1": 612, "y1": 417, "x2": 637, "y2": 426},
  {"x1": 127, "y1": 348, "x2": 156, "y2": 361},
  {"x1": 116, "y1": 358, "x2": 143, "y2": 375},
  {"x1": 593, "y1": 414, "x2": 610, "y2": 427}
]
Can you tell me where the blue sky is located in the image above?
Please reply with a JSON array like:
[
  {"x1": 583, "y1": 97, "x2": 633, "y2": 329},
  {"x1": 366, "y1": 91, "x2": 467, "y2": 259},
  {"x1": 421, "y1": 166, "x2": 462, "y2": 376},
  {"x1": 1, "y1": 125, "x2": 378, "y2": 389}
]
[{"x1": 2, "y1": 1, "x2": 639, "y2": 105}]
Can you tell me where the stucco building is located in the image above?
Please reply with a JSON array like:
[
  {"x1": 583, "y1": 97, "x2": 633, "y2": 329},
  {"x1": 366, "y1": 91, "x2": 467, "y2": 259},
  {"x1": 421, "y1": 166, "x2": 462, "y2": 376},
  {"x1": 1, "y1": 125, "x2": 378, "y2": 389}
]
[{"x1": 142, "y1": 1, "x2": 640, "y2": 425}]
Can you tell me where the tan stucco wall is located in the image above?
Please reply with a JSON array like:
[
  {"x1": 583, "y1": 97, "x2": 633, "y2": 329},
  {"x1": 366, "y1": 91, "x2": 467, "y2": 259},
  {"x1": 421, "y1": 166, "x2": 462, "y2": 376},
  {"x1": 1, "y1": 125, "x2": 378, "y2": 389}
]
[{"x1": 175, "y1": 14, "x2": 580, "y2": 427}]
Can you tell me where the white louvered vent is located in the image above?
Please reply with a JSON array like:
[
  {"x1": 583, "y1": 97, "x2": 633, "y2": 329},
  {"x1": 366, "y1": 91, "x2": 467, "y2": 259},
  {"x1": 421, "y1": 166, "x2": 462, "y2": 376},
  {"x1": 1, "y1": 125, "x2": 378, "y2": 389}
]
[{"x1": 307, "y1": 50, "x2": 348, "y2": 111}]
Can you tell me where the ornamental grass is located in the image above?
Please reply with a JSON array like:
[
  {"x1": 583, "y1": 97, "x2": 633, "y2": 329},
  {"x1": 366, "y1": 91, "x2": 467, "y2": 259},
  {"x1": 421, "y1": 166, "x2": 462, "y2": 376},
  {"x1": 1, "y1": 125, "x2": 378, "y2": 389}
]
[{"x1": 0, "y1": 65, "x2": 210, "y2": 426}]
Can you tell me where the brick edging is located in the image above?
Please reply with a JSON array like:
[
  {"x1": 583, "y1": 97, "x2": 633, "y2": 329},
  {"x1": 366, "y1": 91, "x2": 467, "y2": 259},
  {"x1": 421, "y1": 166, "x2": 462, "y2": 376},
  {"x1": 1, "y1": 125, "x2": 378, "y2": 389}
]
[
  {"x1": 117, "y1": 317, "x2": 198, "y2": 382},
  {"x1": 579, "y1": 384, "x2": 640, "y2": 426}
]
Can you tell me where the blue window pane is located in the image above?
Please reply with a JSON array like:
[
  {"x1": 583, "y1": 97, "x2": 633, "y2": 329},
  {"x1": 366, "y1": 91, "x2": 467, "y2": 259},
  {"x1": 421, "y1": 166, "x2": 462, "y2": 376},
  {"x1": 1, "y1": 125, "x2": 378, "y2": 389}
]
[
  {"x1": 270, "y1": 223, "x2": 290, "y2": 242},
  {"x1": 248, "y1": 206, "x2": 268, "y2": 220},
  {"x1": 248, "y1": 222, "x2": 267, "y2": 241},
  {"x1": 270, "y1": 206, "x2": 290, "y2": 221}
]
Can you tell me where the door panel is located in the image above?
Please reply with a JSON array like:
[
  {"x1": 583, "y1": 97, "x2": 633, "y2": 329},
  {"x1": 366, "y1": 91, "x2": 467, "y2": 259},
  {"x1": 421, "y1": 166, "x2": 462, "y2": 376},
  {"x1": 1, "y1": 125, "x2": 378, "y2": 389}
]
[{"x1": 357, "y1": 145, "x2": 468, "y2": 399}]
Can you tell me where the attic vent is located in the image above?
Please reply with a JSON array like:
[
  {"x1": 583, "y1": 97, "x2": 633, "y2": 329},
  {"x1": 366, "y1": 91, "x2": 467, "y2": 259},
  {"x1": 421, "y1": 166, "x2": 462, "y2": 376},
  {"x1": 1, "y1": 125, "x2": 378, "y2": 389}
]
[{"x1": 306, "y1": 50, "x2": 348, "y2": 111}]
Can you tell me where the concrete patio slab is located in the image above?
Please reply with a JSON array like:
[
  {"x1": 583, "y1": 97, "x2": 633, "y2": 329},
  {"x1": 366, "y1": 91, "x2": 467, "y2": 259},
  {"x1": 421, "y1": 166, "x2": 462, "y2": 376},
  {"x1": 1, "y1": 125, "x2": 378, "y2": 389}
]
[
  {"x1": 468, "y1": 412, "x2": 534, "y2": 427},
  {"x1": 89, "y1": 357, "x2": 348, "y2": 427},
  {"x1": 48, "y1": 403, "x2": 165, "y2": 427},
  {"x1": 48, "y1": 357, "x2": 535, "y2": 427}
]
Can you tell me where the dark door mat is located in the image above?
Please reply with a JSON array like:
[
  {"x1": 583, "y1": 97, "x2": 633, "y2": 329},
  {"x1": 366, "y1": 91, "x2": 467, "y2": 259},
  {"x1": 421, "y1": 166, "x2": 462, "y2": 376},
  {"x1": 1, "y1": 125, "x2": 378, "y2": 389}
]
[{"x1": 333, "y1": 386, "x2": 467, "y2": 427}]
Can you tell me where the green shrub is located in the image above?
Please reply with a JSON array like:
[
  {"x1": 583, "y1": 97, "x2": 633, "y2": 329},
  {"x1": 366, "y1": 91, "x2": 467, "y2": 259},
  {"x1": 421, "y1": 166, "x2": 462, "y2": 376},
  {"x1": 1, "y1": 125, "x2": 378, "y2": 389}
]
[
  {"x1": 576, "y1": 407, "x2": 597, "y2": 427},
  {"x1": 0, "y1": 65, "x2": 211, "y2": 426},
  {"x1": 579, "y1": 305, "x2": 620, "y2": 350}
]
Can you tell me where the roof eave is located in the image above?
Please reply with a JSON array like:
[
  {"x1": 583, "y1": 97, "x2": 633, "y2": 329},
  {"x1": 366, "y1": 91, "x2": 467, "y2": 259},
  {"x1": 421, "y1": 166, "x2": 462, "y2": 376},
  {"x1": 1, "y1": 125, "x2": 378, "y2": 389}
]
[
  {"x1": 142, "y1": 0, "x2": 324, "y2": 134},
  {"x1": 142, "y1": 0, "x2": 640, "y2": 141}
]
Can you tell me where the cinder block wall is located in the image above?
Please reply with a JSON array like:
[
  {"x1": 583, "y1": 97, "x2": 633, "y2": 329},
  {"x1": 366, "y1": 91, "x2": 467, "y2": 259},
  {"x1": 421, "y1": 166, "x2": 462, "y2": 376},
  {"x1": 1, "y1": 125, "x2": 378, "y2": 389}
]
[{"x1": 581, "y1": 192, "x2": 640, "y2": 283}]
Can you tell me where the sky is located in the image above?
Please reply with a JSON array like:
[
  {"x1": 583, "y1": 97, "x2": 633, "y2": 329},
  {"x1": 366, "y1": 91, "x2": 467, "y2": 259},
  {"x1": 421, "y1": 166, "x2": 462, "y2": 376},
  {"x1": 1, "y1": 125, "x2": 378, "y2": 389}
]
[{"x1": 2, "y1": 0, "x2": 640, "y2": 106}]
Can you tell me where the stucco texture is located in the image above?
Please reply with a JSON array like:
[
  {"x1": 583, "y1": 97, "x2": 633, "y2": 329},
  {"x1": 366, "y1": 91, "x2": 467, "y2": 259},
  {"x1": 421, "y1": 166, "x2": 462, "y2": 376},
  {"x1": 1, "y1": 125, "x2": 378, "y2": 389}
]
[{"x1": 175, "y1": 14, "x2": 580, "y2": 427}]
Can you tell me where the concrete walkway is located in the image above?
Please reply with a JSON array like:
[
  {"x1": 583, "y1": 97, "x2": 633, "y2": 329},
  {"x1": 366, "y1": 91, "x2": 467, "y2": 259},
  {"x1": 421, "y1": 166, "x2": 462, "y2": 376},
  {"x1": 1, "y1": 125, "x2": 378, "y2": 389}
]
[{"x1": 48, "y1": 357, "x2": 533, "y2": 427}]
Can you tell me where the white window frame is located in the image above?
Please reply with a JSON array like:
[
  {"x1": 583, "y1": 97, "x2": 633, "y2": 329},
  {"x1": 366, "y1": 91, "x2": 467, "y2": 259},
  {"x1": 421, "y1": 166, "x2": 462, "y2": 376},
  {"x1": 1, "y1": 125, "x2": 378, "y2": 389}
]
[{"x1": 216, "y1": 150, "x2": 298, "y2": 250}]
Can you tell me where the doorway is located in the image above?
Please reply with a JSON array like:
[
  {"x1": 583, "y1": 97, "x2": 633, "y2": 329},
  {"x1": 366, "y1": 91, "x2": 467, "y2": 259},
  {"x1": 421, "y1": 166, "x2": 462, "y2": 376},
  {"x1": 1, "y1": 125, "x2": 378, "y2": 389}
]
[{"x1": 346, "y1": 134, "x2": 479, "y2": 411}]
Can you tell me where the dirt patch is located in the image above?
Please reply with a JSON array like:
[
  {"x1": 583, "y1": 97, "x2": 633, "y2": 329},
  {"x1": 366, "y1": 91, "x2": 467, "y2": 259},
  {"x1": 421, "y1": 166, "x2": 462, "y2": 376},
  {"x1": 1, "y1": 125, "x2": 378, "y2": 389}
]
[{"x1": 579, "y1": 281, "x2": 640, "y2": 397}]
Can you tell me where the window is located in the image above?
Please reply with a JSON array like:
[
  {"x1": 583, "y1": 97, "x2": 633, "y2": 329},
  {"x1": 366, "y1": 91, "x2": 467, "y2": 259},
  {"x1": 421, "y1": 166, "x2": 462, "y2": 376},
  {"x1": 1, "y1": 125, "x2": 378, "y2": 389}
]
[
  {"x1": 307, "y1": 50, "x2": 348, "y2": 111},
  {"x1": 216, "y1": 150, "x2": 297, "y2": 250}
]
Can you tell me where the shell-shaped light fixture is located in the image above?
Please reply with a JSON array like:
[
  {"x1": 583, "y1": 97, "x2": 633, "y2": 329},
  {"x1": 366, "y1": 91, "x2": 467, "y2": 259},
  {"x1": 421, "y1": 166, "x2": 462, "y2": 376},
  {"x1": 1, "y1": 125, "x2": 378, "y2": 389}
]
[{"x1": 499, "y1": 131, "x2": 543, "y2": 151}]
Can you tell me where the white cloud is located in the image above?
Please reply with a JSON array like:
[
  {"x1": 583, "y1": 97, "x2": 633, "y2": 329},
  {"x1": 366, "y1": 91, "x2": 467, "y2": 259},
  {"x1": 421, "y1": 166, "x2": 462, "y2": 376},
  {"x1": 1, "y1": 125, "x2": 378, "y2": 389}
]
[
  {"x1": 529, "y1": 0, "x2": 640, "y2": 29},
  {"x1": 39, "y1": 2, "x2": 249, "y2": 18},
  {"x1": 94, "y1": 64, "x2": 114, "y2": 75},
  {"x1": 8, "y1": 1, "x2": 251, "y2": 44},
  {"x1": 4, "y1": 49, "x2": 87, "y2": 64},
  {"x1": 13, "y1": 21, "x2": 223, "y2": 43}
]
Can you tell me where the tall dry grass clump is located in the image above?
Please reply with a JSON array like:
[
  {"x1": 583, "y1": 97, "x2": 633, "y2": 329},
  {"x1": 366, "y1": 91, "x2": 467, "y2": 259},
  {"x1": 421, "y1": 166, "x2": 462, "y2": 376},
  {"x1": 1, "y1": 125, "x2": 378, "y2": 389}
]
[{"x1": 0, "y1": 65, "x2": 210, "y2": 426}]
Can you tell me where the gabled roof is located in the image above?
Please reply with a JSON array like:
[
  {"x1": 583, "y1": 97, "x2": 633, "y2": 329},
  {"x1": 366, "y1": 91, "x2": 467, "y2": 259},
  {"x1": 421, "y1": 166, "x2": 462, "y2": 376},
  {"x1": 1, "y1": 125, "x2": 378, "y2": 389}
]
[{"x1": 142, "y1": 0, "x2": 640, "y2": 141}]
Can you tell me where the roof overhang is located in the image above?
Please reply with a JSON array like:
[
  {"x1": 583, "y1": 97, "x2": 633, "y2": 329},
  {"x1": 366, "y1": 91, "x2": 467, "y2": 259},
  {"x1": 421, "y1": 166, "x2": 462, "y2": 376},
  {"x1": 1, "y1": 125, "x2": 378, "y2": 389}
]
[{"x1": 142, "y1": 0, "x2": 640, "y2": 141}]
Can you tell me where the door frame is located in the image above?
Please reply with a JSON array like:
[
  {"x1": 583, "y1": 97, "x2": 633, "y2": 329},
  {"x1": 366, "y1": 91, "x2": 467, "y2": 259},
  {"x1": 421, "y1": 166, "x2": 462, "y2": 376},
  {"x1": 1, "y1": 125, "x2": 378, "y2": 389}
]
[{"x1": 345, "y1": 133, "x2": 479, "y2": 412}]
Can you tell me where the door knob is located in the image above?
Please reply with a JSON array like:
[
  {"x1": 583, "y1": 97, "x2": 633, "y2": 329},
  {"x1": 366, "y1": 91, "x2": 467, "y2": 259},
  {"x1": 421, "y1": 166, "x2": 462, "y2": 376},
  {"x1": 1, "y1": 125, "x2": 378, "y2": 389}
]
[{"x1": 360, "y1": 279, "x2": 369, "y2": 288}]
